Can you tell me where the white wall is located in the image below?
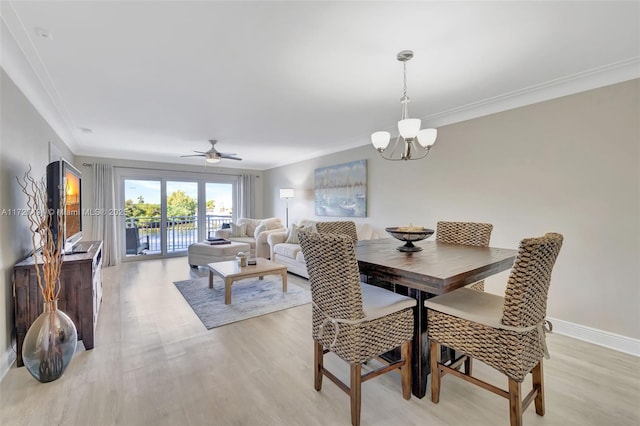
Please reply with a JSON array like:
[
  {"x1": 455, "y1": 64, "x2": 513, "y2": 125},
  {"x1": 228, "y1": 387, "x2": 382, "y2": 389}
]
[
  {"x1": 0, "y1": 69, "x2": 76, "y2": 378},
  {"x1": 264, "y1": 79, "x2": 640, "y2": 346}
]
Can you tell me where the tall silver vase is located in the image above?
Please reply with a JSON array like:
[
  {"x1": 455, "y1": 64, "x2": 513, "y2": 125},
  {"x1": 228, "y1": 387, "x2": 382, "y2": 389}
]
[{"x1": 22, "y1": 300, "x2": 77, "y2": 383}]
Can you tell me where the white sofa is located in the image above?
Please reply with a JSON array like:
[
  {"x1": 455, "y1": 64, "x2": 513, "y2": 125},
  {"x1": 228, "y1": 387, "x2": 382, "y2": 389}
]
[
  {"x1": 267, "y1": 220, "x2": 380, "y2": 278},
  {"x1": 214, "y1": 217, "x2": 285, "y2": 258}
]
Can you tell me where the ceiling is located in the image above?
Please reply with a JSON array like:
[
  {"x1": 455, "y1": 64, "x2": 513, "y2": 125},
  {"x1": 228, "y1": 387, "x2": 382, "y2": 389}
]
[{"x1": 2, "y1": 1, "x2": 639, "y2": 170}]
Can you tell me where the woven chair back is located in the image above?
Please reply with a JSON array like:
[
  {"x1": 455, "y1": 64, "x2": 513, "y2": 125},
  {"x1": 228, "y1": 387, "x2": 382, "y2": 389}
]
[
  {"x1": 316, "y1": 221, "x2": 358, "y2": 242},
  {"x1": 502, "y1": 233, "x2": 564, "y2": 328},
  {"x1": 436, "y1": 221, "x2": 493, "y2": 247},
  {"x1": 299, "y1": 232, "x2": 365, "y2": 321}
]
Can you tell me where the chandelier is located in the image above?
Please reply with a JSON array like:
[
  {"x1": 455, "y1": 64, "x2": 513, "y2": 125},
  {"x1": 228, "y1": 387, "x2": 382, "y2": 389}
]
[{"x1": 371, "y1": 50, "x2": 437, "y2": 161}]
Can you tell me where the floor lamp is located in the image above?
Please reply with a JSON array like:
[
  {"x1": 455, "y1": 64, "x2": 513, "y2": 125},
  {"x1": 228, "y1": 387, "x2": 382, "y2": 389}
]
[{"x1": 279, "y1": 188, "x2": 294, "y2": 228}]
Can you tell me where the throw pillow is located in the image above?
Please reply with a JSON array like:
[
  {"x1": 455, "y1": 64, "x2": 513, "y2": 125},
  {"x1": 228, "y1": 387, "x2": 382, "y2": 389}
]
[
  {"x1": 230, "y1": 223, "x2": 247, "y2": 238},
  {"x1": 254, "y1": 223, "x2": 267, "y2": 239},
  {"x1": 285, "y1": 224, "x2": 316, "y2": 244}
]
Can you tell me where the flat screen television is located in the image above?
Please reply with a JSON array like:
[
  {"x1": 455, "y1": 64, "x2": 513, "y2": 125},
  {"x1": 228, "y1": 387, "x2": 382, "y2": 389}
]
[{"x1": 47, "y1": 159, "x2": 82, "y2": 252}]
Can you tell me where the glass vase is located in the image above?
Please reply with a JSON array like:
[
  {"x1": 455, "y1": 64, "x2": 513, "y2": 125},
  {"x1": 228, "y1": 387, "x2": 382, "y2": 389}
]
[{"x1": 22, "y1": 299, "x2": 77, "y2": 383}]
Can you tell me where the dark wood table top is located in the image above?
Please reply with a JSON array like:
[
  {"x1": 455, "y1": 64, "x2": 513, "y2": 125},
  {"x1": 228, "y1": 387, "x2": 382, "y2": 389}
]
[{"x1": 356, "y1": 238, "x2": 517, "y2": 295}]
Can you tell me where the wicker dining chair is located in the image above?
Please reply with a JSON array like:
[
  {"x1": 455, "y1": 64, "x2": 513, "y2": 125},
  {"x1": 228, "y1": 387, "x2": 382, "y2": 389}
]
[
  {"x1": 436, "y1": 221, "x2": 493, "y2": 291},
  {"x1": 426, "y1": 233, "x2": 563, "y2": 426},
  {"x1": 299, "y1": 232, "x2": 415, "y2": 426},
  {"x1": 316, "y1": 221, "x2": 358, "y2": 242}
]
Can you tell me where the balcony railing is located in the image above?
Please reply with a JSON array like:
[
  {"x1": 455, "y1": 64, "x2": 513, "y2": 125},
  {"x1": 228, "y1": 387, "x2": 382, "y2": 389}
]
[{"x1": 125, "y1": 214, "x2": 232, "y2": 254}]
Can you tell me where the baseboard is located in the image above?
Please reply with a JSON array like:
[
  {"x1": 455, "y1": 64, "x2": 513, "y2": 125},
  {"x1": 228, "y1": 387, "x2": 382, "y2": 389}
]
[
  {"x1": 548, "y1": 316, "x2": 640, "y2": 357},
  {"x1": 0, "y1": 345, "x2": 16, "y2": 382}
]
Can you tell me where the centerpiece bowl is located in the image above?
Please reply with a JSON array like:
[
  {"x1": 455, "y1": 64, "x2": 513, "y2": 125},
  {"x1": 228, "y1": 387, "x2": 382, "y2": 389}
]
[{"x1": 385, "y1": 227, "x2": 435, "y2": 252}]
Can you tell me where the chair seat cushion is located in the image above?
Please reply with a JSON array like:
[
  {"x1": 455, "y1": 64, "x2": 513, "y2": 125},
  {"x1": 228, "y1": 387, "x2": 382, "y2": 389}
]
[
  {"x1": 361, "y1": 283, "x2": 416, "y2": 321},
  {"x1": 425, "y1": 287, "x2": 506, "y2": 329}
]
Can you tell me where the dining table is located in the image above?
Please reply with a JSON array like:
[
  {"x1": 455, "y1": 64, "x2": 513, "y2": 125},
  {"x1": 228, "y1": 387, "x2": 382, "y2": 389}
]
[{"x1": 355, "y1": 238, "x2": 517, "y2": 399}]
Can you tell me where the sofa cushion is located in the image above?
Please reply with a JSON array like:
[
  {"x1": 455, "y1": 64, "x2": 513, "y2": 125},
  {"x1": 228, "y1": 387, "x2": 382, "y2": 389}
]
[
  {"x1": 285, "y1": 224, "x2": 303, "y2": 244},
  {"x1": 261, "y1": 217, "x2": 284, "y2": 230},
  {"x1": 274, "y1": 243, "x2": 301, "y2": 259},
  {"x1": 237, "y1": 218, "x2": 260, "y2": 237},
  {"x1": 230, "y1": 223, "x2": 247, "y2": 237},
  {"x1": 286, "y1": 223, "x2": 316, "y2": 244},
  {"x1": 295, "y1": 251, "x2": 305, "y2": 263},
  {"x1": 229, "y1": 236, "x2": 256, "y2": 248},
  {"x1": 297, "y1": 219, "x2": 318, "y2": 229},
  {"x1": 254, "y1": 223, "x2": 267, "y2": 239}
]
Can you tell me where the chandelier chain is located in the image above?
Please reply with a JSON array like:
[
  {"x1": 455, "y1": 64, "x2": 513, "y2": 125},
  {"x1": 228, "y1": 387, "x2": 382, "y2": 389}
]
[{"x1": 403, "y1": 60, "x2": 408, "y2": 99}]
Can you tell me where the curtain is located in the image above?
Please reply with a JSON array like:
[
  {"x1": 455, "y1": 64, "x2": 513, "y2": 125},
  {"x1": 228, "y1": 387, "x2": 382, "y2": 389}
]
[
  {"x1": 90, "y1": 163, "x2": 117, "y2": 266},
  {"x1": 240, "y1": 173, "x2": 255, "y2": 218}
]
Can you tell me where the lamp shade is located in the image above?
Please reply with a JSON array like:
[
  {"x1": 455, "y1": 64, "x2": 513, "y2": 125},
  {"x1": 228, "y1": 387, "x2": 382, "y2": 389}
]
[
  {"x1": 398, "y1": 118, "x2": 421, "y2": 139},
  {"x1": 371, "y1": 131, "x2": 391, "y2": 150},
  {"x1": 280, "y1": 188, "x2": 294, "y2": 199},
  {"x1": 417, "y1": 128, "x2": 437, "y2": 148},
  {"x1": 206, "y1": 157, "x2": 221, "y2": 164}
]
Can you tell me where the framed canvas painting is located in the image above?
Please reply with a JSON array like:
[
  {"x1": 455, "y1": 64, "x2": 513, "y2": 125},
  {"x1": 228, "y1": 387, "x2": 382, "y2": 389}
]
[{"x1": 314, "y1": 159, "x2": 366, "y2": 217}]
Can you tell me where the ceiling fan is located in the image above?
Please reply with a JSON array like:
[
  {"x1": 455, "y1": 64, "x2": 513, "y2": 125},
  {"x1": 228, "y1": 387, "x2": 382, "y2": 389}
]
[{"x1": 181, "y1": 139, "x2": 242, "y2": 163}]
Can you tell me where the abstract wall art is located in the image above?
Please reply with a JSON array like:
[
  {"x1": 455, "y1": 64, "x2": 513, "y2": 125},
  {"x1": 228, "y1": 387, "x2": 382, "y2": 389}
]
[{"x1": 314, "y1": 159, "x2": 367, "y2": 217}]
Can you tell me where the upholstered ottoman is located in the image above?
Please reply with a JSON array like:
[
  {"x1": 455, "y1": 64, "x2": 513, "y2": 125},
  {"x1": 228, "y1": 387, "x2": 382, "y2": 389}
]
[{"x1": 187, "y1": 241, "x2": 251, "y2": 267}]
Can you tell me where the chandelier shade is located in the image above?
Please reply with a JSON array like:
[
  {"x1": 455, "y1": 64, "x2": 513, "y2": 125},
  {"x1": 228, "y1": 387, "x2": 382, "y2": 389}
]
[
  {"x1": 398, "y1": 118, "x2": 421, "y2": 139},
  {"x1": 417, "y1": 128, "x2": 438, "y2": 148},
  {"x1": 371, "y1": 131, "x2": 391, "y2": 150},
  {"x1": 371, "y1": 50, "x2": 438, "y2": 161}
]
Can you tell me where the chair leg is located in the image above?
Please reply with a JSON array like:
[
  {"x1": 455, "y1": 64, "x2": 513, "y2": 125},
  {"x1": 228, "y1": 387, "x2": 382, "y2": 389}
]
[
  {"x1": 350, "y1": 364, "x2": 362, "y2": 426},
  {"x1": 430, "y1": 340, "x2": 441, "y2": 403},
  {"x1": 508, "y1": 378, "x2": 523, "y2": 426},
  {"x1": 400, "y1": 340, "x2": 412, "y2": 400},
  {"x1": 314, "y1": 340, "x2": 323, "y2": 391},
  {"x1": 532, "y1": 360, "x2": 545, "y2": 416},
  {"x1": 464, "y1": 355, "x2": 473, "y2": 376}
]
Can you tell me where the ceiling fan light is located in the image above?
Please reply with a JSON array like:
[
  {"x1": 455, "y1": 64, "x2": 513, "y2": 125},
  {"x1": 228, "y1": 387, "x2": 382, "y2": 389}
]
[
  {"x1": 206, "y1": 153, "x2": 221, "y2": 163},
  {"x1": 417, "y1": 128, "x2": 437, "y2": 148},
  {"x1": 398, "y1": 118, "x2": 421, "y2": 139},
  {"x1": 371, "y1": 131, "x2": 391, "y2": 151}
]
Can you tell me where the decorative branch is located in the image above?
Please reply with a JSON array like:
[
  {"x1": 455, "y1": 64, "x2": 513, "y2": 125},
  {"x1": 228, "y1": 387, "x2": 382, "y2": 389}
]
[{"x1": 16, "y1": 165, "x2": 66, "y2": 302}]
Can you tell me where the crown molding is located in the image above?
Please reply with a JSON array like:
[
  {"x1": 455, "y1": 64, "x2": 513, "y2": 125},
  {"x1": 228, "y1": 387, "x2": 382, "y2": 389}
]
[
  {"x1": 422, "y1": 57, "x2": 640, "y2": 128},
  {"x1": 1, "y1": 3, "x2": 79, "y2": 152},
  {"x1": 270, "y1": 58, "x2": 639, "y2": 170}
]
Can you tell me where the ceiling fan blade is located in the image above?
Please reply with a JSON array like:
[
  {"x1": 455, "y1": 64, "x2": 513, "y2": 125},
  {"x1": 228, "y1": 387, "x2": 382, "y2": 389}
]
[{"x1": 180, "y1": 140, "x2": 241, "y2": 161}]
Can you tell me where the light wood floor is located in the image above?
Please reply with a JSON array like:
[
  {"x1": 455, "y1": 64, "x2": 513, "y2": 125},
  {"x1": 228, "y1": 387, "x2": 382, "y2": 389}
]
[{"x1": 1, "y1": 257, "x2": 639, "y2": 426}]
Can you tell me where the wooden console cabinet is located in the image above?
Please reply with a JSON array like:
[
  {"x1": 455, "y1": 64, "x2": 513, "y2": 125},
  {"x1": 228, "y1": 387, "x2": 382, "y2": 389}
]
[{"x1": 13, "y1": 240, "x2": 103, "y2": 367}]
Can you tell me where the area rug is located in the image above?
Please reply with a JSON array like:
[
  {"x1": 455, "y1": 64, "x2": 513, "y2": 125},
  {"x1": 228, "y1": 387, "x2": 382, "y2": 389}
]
[{"x1": 173, "y1": 276, "x2": 311, "y2": 329}]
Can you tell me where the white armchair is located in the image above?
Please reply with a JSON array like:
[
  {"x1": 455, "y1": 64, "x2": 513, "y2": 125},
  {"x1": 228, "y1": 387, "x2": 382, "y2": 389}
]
[{"x1": 215, "y1": 217, "x2": 285, "y2": 258}]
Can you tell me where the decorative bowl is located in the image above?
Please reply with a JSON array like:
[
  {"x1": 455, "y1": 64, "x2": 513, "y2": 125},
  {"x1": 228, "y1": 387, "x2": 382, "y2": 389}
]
[{"x1": 385, "y1": 227, "x2": 435, "y2": 252}]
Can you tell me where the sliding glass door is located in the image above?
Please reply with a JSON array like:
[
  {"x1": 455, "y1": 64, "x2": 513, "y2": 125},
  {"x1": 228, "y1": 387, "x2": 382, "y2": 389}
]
[
  {"x1": 205, "y1": 182, "x2": 233, "y2": 238},
  {"x1": 124, "y1": 179, "x2": 161, "y2": 256},
  {"x1": 166, "y1": 180, "x2": 198, "y2": 253},
  {"x1": 118, "y1": 170, "x2": 237, "y2": 261}
]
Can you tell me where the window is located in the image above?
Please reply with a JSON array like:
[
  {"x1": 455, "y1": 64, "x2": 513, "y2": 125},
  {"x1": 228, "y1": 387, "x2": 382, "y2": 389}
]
[{"x1": 117, "y1": 168, "x2": 237, "y2": 260}]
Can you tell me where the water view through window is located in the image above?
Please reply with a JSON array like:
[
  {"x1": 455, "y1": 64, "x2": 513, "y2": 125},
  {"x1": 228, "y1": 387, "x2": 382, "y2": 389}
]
[{"x1": 124, "y1": 179, "x2": 233, "y2": 257}]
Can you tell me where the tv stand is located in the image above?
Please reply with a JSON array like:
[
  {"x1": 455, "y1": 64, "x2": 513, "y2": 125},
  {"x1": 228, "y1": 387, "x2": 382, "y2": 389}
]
[
  {"x1": 67, "y1": 241, "x2": 94, "y2": 254},
  {"x1": 13, "y1": 240, "x2": 103, "y2": 367}
]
